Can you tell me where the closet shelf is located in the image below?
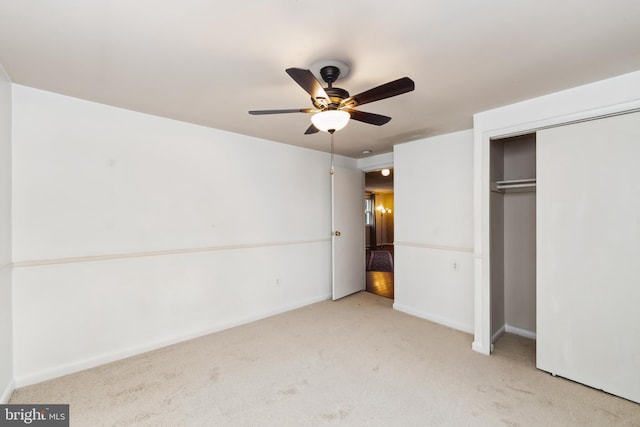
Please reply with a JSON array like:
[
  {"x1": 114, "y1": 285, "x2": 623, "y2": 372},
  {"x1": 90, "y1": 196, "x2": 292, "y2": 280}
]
[{"x1": 493, "y1": 178, "x2": 536, "y2": 193}]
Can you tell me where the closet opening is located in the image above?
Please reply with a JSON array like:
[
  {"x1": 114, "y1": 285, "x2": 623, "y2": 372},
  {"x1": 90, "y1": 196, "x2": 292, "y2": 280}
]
[{"x1": 490, "y1": 133, "x2": 537, "y2": 354}]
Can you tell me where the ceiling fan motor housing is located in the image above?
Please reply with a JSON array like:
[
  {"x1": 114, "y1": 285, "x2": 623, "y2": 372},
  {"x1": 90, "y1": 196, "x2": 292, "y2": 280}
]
[
  {"x1": 313, "y1": 65, "x2": 350, "y2": 110},
  {"x1": 320, "y1": 65, "x2": 341, "y2": 84}
]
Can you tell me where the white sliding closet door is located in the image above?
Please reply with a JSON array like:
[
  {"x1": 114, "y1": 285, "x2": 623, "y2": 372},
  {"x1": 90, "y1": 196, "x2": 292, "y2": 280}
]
[{"x1": 537, "y1": 111, "x2": 640, "y2": 403}]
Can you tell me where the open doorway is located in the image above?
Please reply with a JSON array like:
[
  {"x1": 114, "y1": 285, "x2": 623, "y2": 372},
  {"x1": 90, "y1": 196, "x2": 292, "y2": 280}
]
[{"x1": 365, "y1": 168, "x2": 394, "y2": 299}]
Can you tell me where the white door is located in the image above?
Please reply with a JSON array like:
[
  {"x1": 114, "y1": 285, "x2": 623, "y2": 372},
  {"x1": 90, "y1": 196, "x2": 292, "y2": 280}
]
[
  {"x1": 332, "y1": 166, "x2": 365, "y2": 300},
  {"x1": 537, "y1": 111, "x2": 640, "y2": 404}
]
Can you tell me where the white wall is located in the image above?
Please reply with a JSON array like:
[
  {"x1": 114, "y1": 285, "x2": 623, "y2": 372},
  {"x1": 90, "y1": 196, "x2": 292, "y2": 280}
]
[
  {"x1": 0, "y1": 65, "x2": 13, "y2": 403},
  {"x1": 393, "y1": 130, "x2": 475, "y2": 333},
  {"x1": 357, "y1": 152, "x2": 393, "y2": 172},
  {"x1": 12, "y1": 85, "x2": 334, "y2": 386},
  {"x1": 473, "y1": 69, "x2": 640, "y2": 355}
]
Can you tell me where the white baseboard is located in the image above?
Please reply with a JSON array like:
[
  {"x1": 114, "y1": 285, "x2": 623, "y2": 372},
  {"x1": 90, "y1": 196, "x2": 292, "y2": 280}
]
[
  {"x1": 472, "y1": 340, "x2": 491, "y2": 355},
  {"x1": 1, "y1": 378, "x2": 14, "y2": 404},
  {"x1": 491, "y1": 325, "x2": 506, "y2": 344},
  {"x1": 14, "y1": 293, "x2": 331, "y2": 388},
  {"x1": 491, "y1": 324, "x2": 536, "y2": 342},
  {"x1": 392, "y1": 302, "x2": 473, "y2": 334},
  {"x1": 505, "y1": 324, "x2": 536, "y2": 340}
]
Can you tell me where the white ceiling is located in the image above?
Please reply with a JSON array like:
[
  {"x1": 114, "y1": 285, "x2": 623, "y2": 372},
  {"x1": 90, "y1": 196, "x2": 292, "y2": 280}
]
[{"x1": 1, "y1": 1, "x2": 640, "y2": 158}]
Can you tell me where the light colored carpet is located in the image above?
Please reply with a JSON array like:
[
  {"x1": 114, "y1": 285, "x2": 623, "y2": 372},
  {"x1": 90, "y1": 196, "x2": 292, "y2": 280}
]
[{"x1": 10, "y1": 292, "x2": 640, "y2": 426}]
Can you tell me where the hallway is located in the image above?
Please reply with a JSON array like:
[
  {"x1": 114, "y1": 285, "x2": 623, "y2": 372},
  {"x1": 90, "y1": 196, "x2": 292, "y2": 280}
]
[
  {"x1": 365, "y1": 168, "x2": 394, "y2": 300},
  {"x1": 365, "y1": 244, "x2": 394, "y2": 299},
  {"x1": 366, "y1": 271, "x2": 393, "y2": 299}
]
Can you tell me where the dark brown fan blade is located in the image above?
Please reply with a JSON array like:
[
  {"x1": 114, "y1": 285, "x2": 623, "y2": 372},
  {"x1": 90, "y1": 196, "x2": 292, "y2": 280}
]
[
  {"x1": 344, "y1": 109, "x2": 391, "y2": 126},
  {"x1": 342, "y1": 77, "x2": 415, "y2": 108},
  {"x1": 286, "y1": 68, "x2": 330, "y2": 104},
  {"x1": 249, "y1": 108, "x2": 315, "y2": 115},
  {"x1": 304, "y1": 124, "x2": 319, "y2": 135}
]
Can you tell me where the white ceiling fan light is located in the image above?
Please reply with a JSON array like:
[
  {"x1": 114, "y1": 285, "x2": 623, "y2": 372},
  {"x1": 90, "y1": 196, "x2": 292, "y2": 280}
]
[{"x1": 311, "y1": 110, "x2": 351, "y2": 133}]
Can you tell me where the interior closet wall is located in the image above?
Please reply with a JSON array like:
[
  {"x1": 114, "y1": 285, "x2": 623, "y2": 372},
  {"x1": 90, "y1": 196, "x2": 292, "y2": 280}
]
[
  {"x1": 489, "y1": 143, "x2": 505, "y2": 337},
  {"x1": 490, "y1": 134, "x2": 536, "y2": 341}
]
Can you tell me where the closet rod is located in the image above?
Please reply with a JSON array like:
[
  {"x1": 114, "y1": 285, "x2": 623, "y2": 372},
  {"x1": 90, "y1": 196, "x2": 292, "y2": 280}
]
[
  {"x1": 493, "y1": 178, "x2": 536, "y2": 193},
  {"x1": 496, "y1": 178, "x2": 536, "y2": 188}
]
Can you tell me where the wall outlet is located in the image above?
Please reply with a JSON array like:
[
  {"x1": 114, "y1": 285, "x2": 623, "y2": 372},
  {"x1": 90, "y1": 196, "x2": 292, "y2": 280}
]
[
  {"x1": 275, "y1": 278, "x2": 281, "y2": 286},
  {"x1": 452, "y1": 261, "x2": 460, "y2": 272}
]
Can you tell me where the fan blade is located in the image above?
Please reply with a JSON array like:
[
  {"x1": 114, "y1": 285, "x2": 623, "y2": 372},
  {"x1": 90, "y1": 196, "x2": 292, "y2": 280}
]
[
  {"x1": 342, "y1": 77, "x2": 415, "y2": 108},
  {"x1": 249, "y1": 108, "x2": 315, "y2": 115},
  {"x1": 286, "y1": 68, "x2": 330, "y2": 105},
  {"x1": 304, "y1": 124, "x2": 319, "y2": 135},
  {"x1": 344, "y1": 109, "x2": 391, "y2": 126}
]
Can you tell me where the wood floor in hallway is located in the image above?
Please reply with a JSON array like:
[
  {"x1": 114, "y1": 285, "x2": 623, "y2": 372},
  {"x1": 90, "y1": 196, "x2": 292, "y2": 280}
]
[
  {"x1": 365, "y1": 244, "x2": 394, "y2": 299},
  {"x1": 366, "y1": 271, "x2": 394, "y2": 299}
]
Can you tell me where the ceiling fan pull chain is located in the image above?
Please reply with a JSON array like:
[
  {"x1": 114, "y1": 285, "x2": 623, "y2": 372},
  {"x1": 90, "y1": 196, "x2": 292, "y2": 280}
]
[{"x1": 329, "y1": 132, "x2": 335, "y2": 175}]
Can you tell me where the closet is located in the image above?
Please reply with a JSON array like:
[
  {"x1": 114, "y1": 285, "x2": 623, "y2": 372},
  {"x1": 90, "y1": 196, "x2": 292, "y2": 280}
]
[
  {"x1": 490, "y1": 133, "x2": 536, "y2": 344},
  {"x1": 487, "y1": 112, "x2": 640, "y2": 404}
]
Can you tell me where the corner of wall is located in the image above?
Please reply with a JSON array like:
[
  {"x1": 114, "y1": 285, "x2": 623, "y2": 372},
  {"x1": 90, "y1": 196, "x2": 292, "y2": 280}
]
[
  {"x1": 1, "y1": 378, "x2": 14, "y2": 404},
  {"x1": 0, "y1": 62, "x2": 14, "y2": 403}
]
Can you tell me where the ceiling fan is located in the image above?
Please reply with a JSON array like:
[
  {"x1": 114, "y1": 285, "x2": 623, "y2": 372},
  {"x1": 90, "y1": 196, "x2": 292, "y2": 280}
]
[{"x1": 249, "y1": 62, "x2": 415, "y2": 134}]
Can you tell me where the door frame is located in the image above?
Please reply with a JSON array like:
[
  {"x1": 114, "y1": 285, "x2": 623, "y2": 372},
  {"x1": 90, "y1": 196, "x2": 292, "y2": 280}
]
[{"x1": 329, "y1": 157, "x2": 394, "y2": 300}]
